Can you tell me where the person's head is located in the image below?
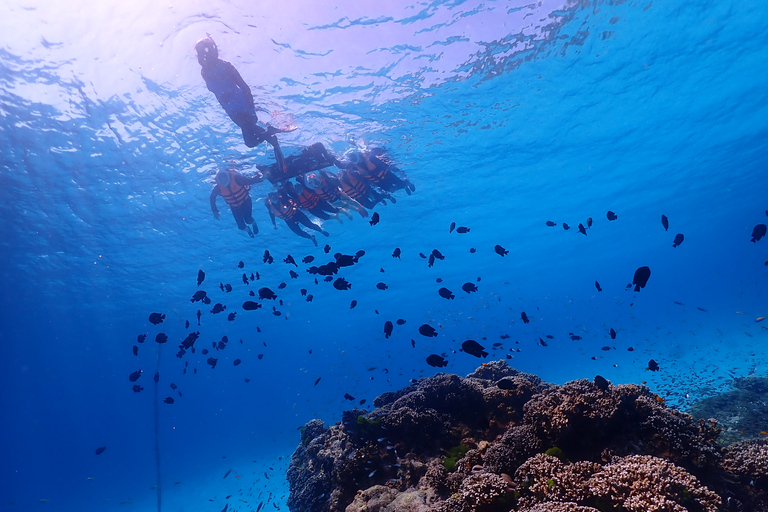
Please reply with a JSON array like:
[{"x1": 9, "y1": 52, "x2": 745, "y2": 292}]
[
  {"x1": 195, "y1": 37, "x2": 218, "y2": 67},
  {"x1": 216, "y1": 169, "x2": 231, "y2": 188},
  {"x1": 346, "y1": 150, "x2": 363, "y2": 166},
  {"x1": 305, "y1": 173, "x2": 321, "y2": 190},
  {"x1": 293, "y1": 181, "x2": 304, "y2": 194}
]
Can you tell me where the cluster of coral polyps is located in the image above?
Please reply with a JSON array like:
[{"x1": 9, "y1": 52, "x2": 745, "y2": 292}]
[{"x1": 287, "y1": 361, "x2": 768, "y2": 512}]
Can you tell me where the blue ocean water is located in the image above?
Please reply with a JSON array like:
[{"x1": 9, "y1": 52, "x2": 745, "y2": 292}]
[{"x1": 1, "y1": 0, "x2": 766, "y2": 510}]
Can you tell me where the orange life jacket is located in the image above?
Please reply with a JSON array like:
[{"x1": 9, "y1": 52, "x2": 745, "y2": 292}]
[
  {"x1": 269, "y1": 196, "x2": 297, "y2": 220},
  {"x1": 219, "y1": 170, "x2": 249, "y2": 207},
  {"x1": 295, "y1": 187, "x2": 320, "y2": 210},
  {"x1": 340, "y1": 171, "x2": 366, "y2": 199},
  {"x1": 358, "y1": 158, "x2": 389, "y2": 184}
]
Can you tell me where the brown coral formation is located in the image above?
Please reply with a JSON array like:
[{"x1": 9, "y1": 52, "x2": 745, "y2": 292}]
[{"x1": 287, "y1": 362, "x2": 768, "y2": 512}]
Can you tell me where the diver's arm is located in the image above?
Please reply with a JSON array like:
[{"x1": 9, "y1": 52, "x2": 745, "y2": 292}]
[
  {"x1": 266, "y1": 202, "x2": 277, "y2": 228},
  {"x1": 209, "y1": 188, "x2": 221, "y2": 219},
  {"x1": 236, "y1": 172, "x2": 264, "y2": 186}
]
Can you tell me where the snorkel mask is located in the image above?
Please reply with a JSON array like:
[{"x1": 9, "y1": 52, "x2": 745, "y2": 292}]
[{"x1": 195, "y1": 36, "x2": 218, "y2": 66}]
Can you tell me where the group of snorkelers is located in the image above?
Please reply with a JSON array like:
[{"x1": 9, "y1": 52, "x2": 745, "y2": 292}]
[{"x1": 196, "y1": 36, "x2": 414, "y2": 245}]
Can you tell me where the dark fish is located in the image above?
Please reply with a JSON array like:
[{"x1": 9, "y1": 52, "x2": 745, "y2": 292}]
[
  {"x1": 538, "y1": 337, "x2": 548, "y2": 347},
  {"x1": 647, "y1": 359, "x2": 660, "y2": 371},
  {"x1": 428, "y1": 254, "x2": 435, "y2": 267},
  {"x1": 149, "y1": 312, "x2": 165, "y2": 325},
  {"x1": 426, "y1": 354, "x2": 448, "y2": 367},
  {"x1": 461, "y1": 339, "x2": 488, "y2": 358},
  {"x1": 210, "y1": 303, "x2": 226, "y2": 314},
  {"x1": 207, "y1": 357, "x2": 218, "y2": 369},
  {"x1": 137, "y1": 334, "x2": 146, "y2": 343},
  {"x1": 255, "y1": 272, "x2": 260, "y2": 280},
  {"x1": 610, "y1": 328, "x2": 616, "y2": 339},
  {"x1": 155, "y1": 333, "x2": 168, "y2": 344},
  {"x1": 462, "y1": 282, "x2": 478, "y2": 293},
  {"x1": 242, "y1": 301, "x2": 262, "y2": 311},
  {"x1": 132, "y1": 345, "x2": 138, "y2": 356},
  {"x1": 335, "y1": 253, "x2": 357, "y2": 267},
  {"x1": 95, "y1": 446, "x2": 106, "y2": 455},
  {"x1": 132, "y1": 385, "x2": 143, "y2": 393},
  {"x1": 196, "y1": 310, "x2": 201, "y2": 325},
  {"x1": 632, "y1": 266, "x2": 651, "y2": 291},
  {"x1": 369, "y1": 212, "x2": 380, "y2": 226},
  {"x1": 284, "y1": 254, "x2": 297, "y2": 267},
  {"x1": 259, "y1": 288, "x2": 277, "y2": 300},
  {"x1": 197, "y1": 269, "x2": 205, "y2": 286},
  {"x1": 234, "y1": 359, "x2": 241, "y2": 366},
  {"x1": 184, "y1": 320, "x2": 189, "y2": 329},
  {"x1": 343, "y1": 393, "x2": 355, "y2": 401},
  {"x1": 546, "y1": 221, "x2": 556, "y2": 227},
  {"x1": 224, "y1": 283, "x2": 232, "y2": 293},
  {"x1": 696, "y1": 307, "x2": 708, "y2": 312},
  {"x1": 419, "y1": 253, "x2": 427, "y2": 259},
  {"x1": 263, "y1": 250, "x2": 274, "y2": 264},
  {"x1": 419, "y1": 324, "x2": 438, "y2": 337},
  {"x1": 154, "y1": 372, "x2": 159, "y2": 383},
  {"x1": 164, "y1": 397, "x2": 175, "y2": 404},
  {"x1": 562, "y1": 223, "x2": 570, "y2": 230},
  {"x1": 586, "y1": 217, "x2": 593, "y2": 228},
  {"x1": 431, "y1": 249, "x2": 445, "y2": 260},
  {"x1": 302, "y1": 255, "x2": 315, "y2": 264},
  {"x1": 324, "y1": 244, "x2": 331, "y2": 254},
  {"x1": 751, "y1": 224, "x2": 766, "y2": 242},
  {"x1": 595, "y1": 281, "x2": 602, "y2": 292},
  {"x1": 570, "y1": 334, "x2": 582, "y2": 341},
  {"x1": 238, "y1": 261, "x2": 244, "y2": 269},
  {"x1": 392, "y1": 248, "x2": 401, "y2": 259},
  {"x1": 438, "y1": 287, "x2": 455, "y2": 300},
  {"x1": 355, "y1": 249, "x2": 366, "y2": 258},
  {"x1": 289, "y1": 270, "x2": 299, "y2": 279},
  {"x1": 661, "y1": 215, "x2": 669, "y2": 231},
  {"x1": 306, "y1": 294, "x2": 313, "y2": 302},
  {"x1": 258, "y1": 354, "x2": 263, "y2": 359},
  {"x1": 277, "y1": 282, "x2": 287, "y2": 289},
  {"x1": 180, "y1": 331, "x2": 199, "y2": 349},
  {"x1": 396, "y1": 319, "x2": 406, "y2": 325},
  {"x1": 227, "y1": 312, "x2": 237, "y2": 321},
  {"x1": 242, "y1": 273, "x2": 249, "y2": 285},
  {"x1": 494, "y1": 244, "x2": 508, "y2": 257},
  {"x1": 314, "y1": 377, "x2": 321, "y2": 386},
  {"x1": 333, "y1": 278, "x2": 351, "y2": 290},
  {"x1": 672, "y1": 233, "x2": 684, "y2": 247},
  {"x1": 350, "y1": 300, "x2": 357, "y2": 309},
  {"x1": 594, "y1": 375, "x2": 609, "y2": 391},
  {"x1": 169, "y1": 383, "x2": 177, "y2": 390},
  {"x1": 376, "y1": 282, "x2": 388, "y2": 290},
  {"x1": 456, "y1": 226, "x2": 470, "y2": 233},
  {"x1": 606, "y1": 211, "x2": 618, "y2": 221},
  {"x1": 129, "y1": 370, "x2": 143, "y2": 382},
  {"x1": 411, "y1": 339, "x2": 415, "y2": 348},
  {"x1": 521, "y1": 311, "x2": 529, "y2": 324},
  {"x1": 578, "y1": 223, "x2": 587, "y2": 236},
  {"x1": 300, "y1": 288, "x2": 307, "y2": 296},
  {"x1": 384, "y1": 321, "x2": 393, "y2": 339},
  {"x1": 450, "y1": 222, "x2": 456, "y2": 233},
  {"x1": 219, "y1": 283, "x2": 224, "y2": 291}
]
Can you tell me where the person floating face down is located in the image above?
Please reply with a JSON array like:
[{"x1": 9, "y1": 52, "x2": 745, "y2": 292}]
[
  {"x1": 346, "y1": 149, "x2": 415, "y2": 196},
  {"x1": 303, "y1": 171, "x2": 368, "y2": 218},
  {"x1": 265, "y1": 190, "x2": 329, "y2": 246},
  {"x1": 194, "y1": 36, "x2": 288, "y2": 171},
  {"x1": 284, "y1": 180, "x2": 350, "y2": 223},
  {"x1": 210, "y1": 169, "x2": 263, "y2": 237}
]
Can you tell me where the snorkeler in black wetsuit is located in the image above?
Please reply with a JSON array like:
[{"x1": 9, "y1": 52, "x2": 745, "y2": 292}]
[{"x1": 195, "y1": 36, "x2": 289, "y2": 171}]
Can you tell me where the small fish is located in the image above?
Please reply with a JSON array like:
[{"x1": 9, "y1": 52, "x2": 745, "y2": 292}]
[
  {"x1": 569, "y1": 334, "x2": 582, "y2": 341},
  {"x1": 149, "y1": 312, "x2": 165, "y2": 325},
  {"x1": 207, "y1": 357, "x2": 218, "y2": 369},
  {"x1": 756, "y1": 316, "x2": 766, "y2": 322},
  {"x1": 210, "y1": 303, "x2": 226, "y2": 314},
  {"x1": 578, "y1": 223, "x2": 587, "y2": 236},
  {"x1": 462, "y1": 282, "x2": 478, "y2": 293},
  {"x1": 586, "y1": 217, "x2": 593, "y2": 228},
  {"x1": 263, "y1": 250, "x2": 274, "y2": 264},
  {"x1": 306, "y1": 294, "x2": 313, "y2": 302},
  {"x1": 227, "y1": 312, "x2": 236, "y2": 321},
  {"x1": 376, "y1": 282, "x2": 388, "y2": 290},
  {"x1": 594, "y1": 375, "x2": 609, "y2": 391},
  {"x1": 610, "y1": 328, "x2": 616, "y2": 339},
  {"x1": 672, "y1": 233, "x2": 684, "y2": 247},
  {"x1": 431, "y1": 249, "x2": 445, "y2": 260},
  {"x1": 197, "y1": 269, "x2": 205, "y2": 286},
  {"x1": 438, "y1": 287, "x2": 455, "y2": 300},
  {"x1": 95, "y1": 446, "x2": 106, "y2": 455},
  {"x1": 284, "y1": 254, "x2": 297, "y2": 267},
  {"x1": 411, "y1": 339, "x2": 416, "y2": 348},
  {"x1": 314, "y1": 377, "x2": 321, "y2": 386},
  {"x1": 426, "y1": 354, "x2": 448, "y2": 367},
  {"x1": 196, "y1": 310, "x2": 201, "y2": 325},
  {"x1": 632, "y1": 266, "x2": 651, "y2": 291},
  {"x1": 428, "y1": 253, "x2": 435, "y2": 267},
  {"x1": 302, "y1": 255, "x2": 315, "y2": 264},
  {"x1": 751, "y1": 224, "x2": 766, "y2": 242},
  {"x1": 562, "y1": 223, "x2": 570, "y2": 230},
  {"x1": 258, "y1": 288, "x2": 277, "y2": 300},
  {"x1": 450, "y1": 222, "x2": 456, "y2": 233},
  {"x1": 369, "y1": 212, "x2": 380, "y2": 226},
  {"x1": 461, "y1": 339, "x2": 488, "y2": 358},
  {"x1": 546, "y1": 221, "x2": 556, "y2": 227},
  {"x1": 696, "y1": 307, "x2": 708, "y2": 312},
  {"x1": 396, "y1": 318, "x2": 406, "y2": 325},
  {"x1": 155, "y1": 333, "x2": 168, "y2": 344},
  {"x1": 606, "y1": 211, "x2": 618, "y2": 221},
  {"x1": 343, "y1": 393, "x2": 355, "y2": 401},
  {"x1": 233, "y1": 359, "x2": 241, "y2": 366},
  {"x1": 595, "y1": 281, "x2": 602, "y2": 292},
  {"x1": 242, "y1": 273, "x2": 249, "y2": 285},
  {"x1": 469, "y1": 248, "x2": 476, "y2": 253},
  {"x1": 456, "y1": 226, "x2": 470, "y2": 233},
  {"x1": 419, "y1": 324, "x2": 438, "y2": 337},
  {"x1": 661, "y1": 214, "x2": 669, "y2": 231},
  {"x1": 324, "y1": 244, "x2": 331, "y2": 254},
  {"x1": 277, "y1": 282, "x2": 287, "y2": 289},
  {"x1": 350, "y1": 300, "x2": 357, "y2": 309},
  {"x1": 132, "y1": 345, "x2": 138, "y2": 356},
  {"x1": 494, "y1": 244, "x2": 508, "y2": 257},
  {"x1": 137, "y1": 334, "x2": 146, "y2": 343},
  {"x1": 392, "y1": 248, "x2": 402, "y2": 259},
  {"x1": 224, "y1": 283, "x2": 232, "y2": 293},
  {"x1": 538, "y1": 337, "x2": 548, "y2": 347},
  {"x1": 384, "y1": 321, "x2": 394, "y2": 339},
  {"x1": 300, "y1": 288, "x2": 307, "y2": 296},
  {"x1": 242, "y1": 301, "x2": 262, "y2": 311},
  {"x1": 647, "y1": 359, "x2": 660, "y2": 371},
  {"x1": 238, "y1": 261, "x2": 244, "y2": 269},
  {"x1": 334, "y1": 278, "x2": 351, "y2": 290},
  {"x1": 164, "y1": 397, "x2": 175, "y2": 404},
  {"x1": 521, "y1": 311, "x2": 529, "y2": 324},
  {"x1": 224, "y1": 469, "x2": 232, "y2": 479}
]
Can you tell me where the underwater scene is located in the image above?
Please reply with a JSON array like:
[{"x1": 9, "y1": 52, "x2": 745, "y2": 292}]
[{"x1": 1, "y1": 0, "x2": 767, "y2": 511}]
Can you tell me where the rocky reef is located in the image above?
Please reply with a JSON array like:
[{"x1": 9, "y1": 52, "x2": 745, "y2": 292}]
[{"x1": 287, "y1": 361, "x2": 768, "y2": 512}]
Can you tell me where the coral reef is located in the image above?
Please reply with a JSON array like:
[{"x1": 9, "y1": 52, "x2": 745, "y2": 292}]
[{"x1": 287, "y1": 362, "x2": 768, "y2": 512}]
